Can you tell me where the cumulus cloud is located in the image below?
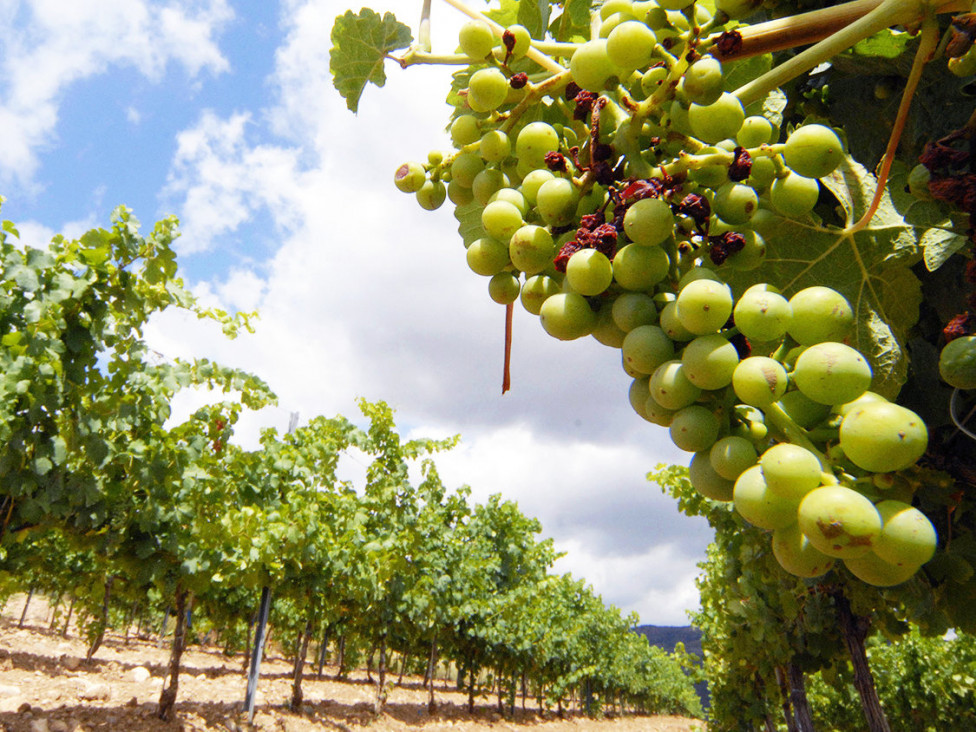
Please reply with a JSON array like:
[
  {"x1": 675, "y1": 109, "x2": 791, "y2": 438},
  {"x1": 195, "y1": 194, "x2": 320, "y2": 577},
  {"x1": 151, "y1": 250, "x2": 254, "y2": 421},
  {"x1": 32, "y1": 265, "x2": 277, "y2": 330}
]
[
  {"x1": 0, "y1": 0, "x2": 233, "y2": 188},
  {"x1": 143, "y1": 0, "x2": 712, "y2": 624}
]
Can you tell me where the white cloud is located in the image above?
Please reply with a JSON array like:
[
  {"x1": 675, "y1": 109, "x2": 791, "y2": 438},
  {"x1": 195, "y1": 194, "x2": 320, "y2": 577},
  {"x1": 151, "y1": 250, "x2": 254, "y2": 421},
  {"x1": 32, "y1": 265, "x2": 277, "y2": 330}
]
[
  {"x1": 0, "y1": 0, "x2": 233, "y2": 188},
  {"x1": 143, "y1": 0, "x2": 713, "y2": 625}
]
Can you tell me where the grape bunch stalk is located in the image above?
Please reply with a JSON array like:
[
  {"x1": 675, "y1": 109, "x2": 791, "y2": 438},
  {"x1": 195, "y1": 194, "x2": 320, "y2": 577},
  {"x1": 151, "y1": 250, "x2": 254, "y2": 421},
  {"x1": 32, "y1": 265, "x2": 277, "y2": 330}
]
[{"x1": 335, "y1": 0, "x2": 976, "y2": 590}]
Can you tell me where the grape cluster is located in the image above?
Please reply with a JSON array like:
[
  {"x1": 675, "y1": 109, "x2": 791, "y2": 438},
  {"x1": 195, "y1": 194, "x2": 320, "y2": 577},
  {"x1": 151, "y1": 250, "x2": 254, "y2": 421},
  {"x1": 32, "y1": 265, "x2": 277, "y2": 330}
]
[{"x1": 393, "y1": 0, "x2": 936, "y2": 587}]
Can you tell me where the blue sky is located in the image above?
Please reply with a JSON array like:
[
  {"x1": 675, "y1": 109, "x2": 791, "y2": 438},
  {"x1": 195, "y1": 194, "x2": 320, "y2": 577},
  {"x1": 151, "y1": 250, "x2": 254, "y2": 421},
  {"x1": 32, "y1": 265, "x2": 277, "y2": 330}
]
[{"x1": 0, "y1": 0, "x2": 712, "y2": 626}]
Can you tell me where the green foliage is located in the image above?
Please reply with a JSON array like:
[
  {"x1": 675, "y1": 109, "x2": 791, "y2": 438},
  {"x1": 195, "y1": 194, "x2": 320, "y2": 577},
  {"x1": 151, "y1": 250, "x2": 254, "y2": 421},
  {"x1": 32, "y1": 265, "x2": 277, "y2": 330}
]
[{"x1": 329, "y1": 9, "x2": 413, "y2": 112}]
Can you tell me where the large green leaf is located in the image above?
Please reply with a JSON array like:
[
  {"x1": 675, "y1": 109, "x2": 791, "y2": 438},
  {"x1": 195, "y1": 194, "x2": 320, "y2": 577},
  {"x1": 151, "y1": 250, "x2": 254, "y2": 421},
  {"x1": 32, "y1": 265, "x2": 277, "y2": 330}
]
[
  {"x1": 730, "y1": 158, "x2": 925, "y2": 398},
  {"x1": 330, "y1": 9, "x2": 413, "y2": 113}
]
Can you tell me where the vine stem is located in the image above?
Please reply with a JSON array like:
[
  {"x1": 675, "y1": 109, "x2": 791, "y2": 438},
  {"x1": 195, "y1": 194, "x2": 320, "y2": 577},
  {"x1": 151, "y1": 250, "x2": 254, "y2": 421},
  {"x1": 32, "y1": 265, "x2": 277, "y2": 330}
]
[
  {"x1": 733, "y1": 0, "x2": 963, "y2": 108},
  {"x1": 438, "y1": 0, "x2": 566, "y2": 75},
  {"x1": 763, "y1": 401, "x2": 832, "y2": 475},
  {"x1": 849, "y1": 13, "x2": 940, "y2": 232}
]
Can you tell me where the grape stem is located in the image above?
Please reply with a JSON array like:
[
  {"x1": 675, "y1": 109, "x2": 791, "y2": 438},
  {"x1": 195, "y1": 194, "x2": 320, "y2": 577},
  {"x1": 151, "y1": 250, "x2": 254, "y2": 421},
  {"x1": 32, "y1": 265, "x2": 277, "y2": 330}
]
[
  {"x1": 732, "y1": 0, "x2": 965, "y2": 108},
  {"x1": 438, "y1": 0, "x2": 566, "y2": 75},
  {"x1": 502, "y1": 302, "x2": 513, "y2": 394},
  {"x1": 849, "y1": 14, "x2": 940, "y2": 232},
  {"x1": 764, "y1": 401, "x2": 831, "y2": 473}
]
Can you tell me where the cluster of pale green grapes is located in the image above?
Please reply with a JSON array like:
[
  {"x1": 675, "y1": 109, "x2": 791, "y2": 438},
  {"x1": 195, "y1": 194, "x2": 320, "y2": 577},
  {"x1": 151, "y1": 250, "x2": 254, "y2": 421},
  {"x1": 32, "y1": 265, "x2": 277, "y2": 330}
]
[{"x1": 393, "y1": 0, "x2": 938, "y2": 587}]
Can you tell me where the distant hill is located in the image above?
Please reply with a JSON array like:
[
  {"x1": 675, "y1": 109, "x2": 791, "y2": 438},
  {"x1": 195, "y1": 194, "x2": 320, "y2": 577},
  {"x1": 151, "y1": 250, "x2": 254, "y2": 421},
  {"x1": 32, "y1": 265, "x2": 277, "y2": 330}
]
[{"x1": 634, "y1": 624, "x2": 709, "y2": 708}]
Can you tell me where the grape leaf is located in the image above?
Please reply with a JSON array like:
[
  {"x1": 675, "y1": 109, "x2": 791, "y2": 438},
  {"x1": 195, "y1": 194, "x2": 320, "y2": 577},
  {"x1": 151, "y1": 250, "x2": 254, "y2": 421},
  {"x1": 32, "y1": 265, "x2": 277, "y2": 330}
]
[
  {"x1": 455, "y1": 201, "x2": 486, "y2": 247},
  {"x1": 730, "y1": 158, "x2": 925, "y2": 399},
  {"x1": 330, "y1": 9, "x2": 413, "y2": 113},
  {"x1": 852, "y1": 29, "x2": 913, "y2": 60},
  {"x1": 517, "y1": 0, "x2": 550, "y2": 38},
  {"x1": 887, "y1": 163, "x2": 969, "y2": 272}
]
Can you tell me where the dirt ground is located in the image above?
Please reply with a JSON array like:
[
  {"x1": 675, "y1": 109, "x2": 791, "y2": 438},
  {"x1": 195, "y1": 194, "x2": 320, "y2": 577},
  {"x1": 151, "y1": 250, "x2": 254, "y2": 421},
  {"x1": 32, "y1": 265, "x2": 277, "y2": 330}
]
[{"x1": 0, "y1": 595, "x2": 703, "y2": 732}]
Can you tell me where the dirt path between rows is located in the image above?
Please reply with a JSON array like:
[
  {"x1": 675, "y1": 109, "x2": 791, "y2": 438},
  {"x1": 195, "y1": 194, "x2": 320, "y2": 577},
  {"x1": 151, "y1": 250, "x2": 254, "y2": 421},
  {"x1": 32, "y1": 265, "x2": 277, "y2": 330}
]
[{"x1": 0, "y1": 595, "x2": 703, "y2": 732}]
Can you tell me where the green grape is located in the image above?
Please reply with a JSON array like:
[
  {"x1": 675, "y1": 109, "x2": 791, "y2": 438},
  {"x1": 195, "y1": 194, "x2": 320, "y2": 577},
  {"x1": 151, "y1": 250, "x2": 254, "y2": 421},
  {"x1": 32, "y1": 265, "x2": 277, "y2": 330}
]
[
  {"x1": 688, "y1": 93, "x2": 745, "y2": 145},
  {"x1": 677, "y1": 266, "x2": 722, "y2": 290},
  {"x1": 472, "y1": 168, "x2": 510, "y2": 205},
  {"x1": 644, "y1": 392, "x2": 677, "y2": 427},
  {"x1": 622, "y1": 324, "x2": 675, "y2": 375},
  {"x1": 733, "y1": 284, "x2": 792, "y2": 342},
  {"x1": 566, "y1": 248, "x2": 613, "y2": 296},
  {"x1": 670, "y1": 405, "x2": 720, "y2": 453},
  {"x1": 592, "y1": 304, "x2": 627, "y2": 348},
  {"x1": 839, "y1": 402, "x2": 928, "y2": 473},
  {"x1": 746, "y1": 156, "x2": 776, "y2": 192},
  {"x1": 519, "y1": 168, "x2": 555, "y2": 204},
  {"x1": 451, "y1": 114, "x2": 481, "y2": 148},
  {"x1": 710, "y1": 435, "x2": 758, "y2": 481},
  {"x1": 488, "y1": 272, "x2": 520, "y2": 304},
  {"x1": 675, "y1": 279, "x2": 734, "y2": 335},
  {"x1": 772, "y1": 523, "x2": 836, "y2": 578},
  {"x1": 451, "y1": 152, "x2": 485, "y2": 188},
  {"x1": 612, "y1": 243, "x2": 669, "y2": 290},
  {"x1": 733, "y1": 464, "x2": 800, "y2": 530},
  {"x1": 732, "y1": 356, "x2": 788, "y2": 408},
  {"x1": 736, "y1": 116, "x2": 774, "y2": 148},
  {"x1": 607, "y1": 20, "x2": 656, "y2": 71},
  {"x1": 873, "y1": 500, "x2": 937, "y2": 568},
  {"x1": 689, "y1": 146, "x2": 729, "y2": 187},
  {"x1": 482, "y1": 199, "x2": 524, "y2": 240},
  {"x1": 682, "y1": 57, "x2": 724, "y2": 106},
  {"x1": 787, "y1": 286, "x2": 854, "y2": 345},
  {"x1": 623, "y1": 197, "x2": 674, "y2": 246},
  {"x1": 536, "y1": 178, "x2": 579, "y2": 226},
  {"x1": 600, "y1": 0, "x2": 635, "y2": 20},
  {"x1": 770, "y1": 172, "x2": 820, "y2": 218},
  {"x1": 658, "y1": 0, "x2": 694, "y2": 10},
  {"x1": 468, "y1": 68, "x2": 510, "y2": 113},
  {"x1": 715, "y1": 0, "x2": 763, "y2": 19},
  {"x1": 459, "y1": 19, "x2": 495, "y2": 59},
  {"x1": 832, "y1": 391, "x2": 888, "y2": 417},
  {"x1": 759, "y1": 443, "x2": 823, "y2": 501},
  {"x1": 731, "y1": 405, "x2": 768, "y2": 442},
  {"x1": 641, "y1": 65, "x2": 668, "y2": 96},
  {"x1": 681, "y1": 334, "x2": 739, "y2": 390},
  {"x1": 428, "y1": 150, "x2": 444, "y2": 167},
  {"x1": 488, "y1": 187, "x2": 526, "y2": 216},
  {"x1": 416, "y1": 180, "x2": 446, "y2": 210},
  {"x1": 793, "y1": 342, "x2": 872, "y2": 405},
  {"x1": 712, "y1": 182, "x2": 758, "y2": 224},
  {"x1": 448, "y1": 180, "x2": 474, "y2": 205},
  {"x1": 667, "y1": 100, "x2": 693, "y2": 137},
  {"x1": 659, "y1": 301, "x2": 695, "y2": 342},
  {"x1": 939, "y1": 335, "x2": 976, "y2": 389},
  {"x1": 394, "y1": 162, "x2": 426, "y2": 193},
  {"x1": 539, "y1": 292, "x2": 597, "y2": 340},
  {"x1": 520, "y1": 274, "x2": 561, "y2": 315},
  {"x1": 612, "y1": 292, "x2": 659, "y2": 331},
  {"x1": 570, "y1": 39, "x2": 624, "y2": 92},
  {"x1": 629, "y1": 376, "x2": 653, "y2": 420},
  {"x1": 843, "y1": 552, "x2": 919, "y2": 587},
  {"x1": 776, "y1": 389, "x2": 831, "y2": 429},
  {"x1": 907, "y1": 163, "x2": 933, "y2": 200},
  {"x1": 689, "y1": 451, "x2": 735, "y2": 502},
  {"x1": 720, "y1": 232, "x2": 766, "y2": 273},
  {"x1": 650, "y1": 359, "x2": 702, "y2": 410},
  {"x1": 509, "y1": 225, "x2": 555, "y2": 275},
  {"x1": 515, "y1": 122, "x2": 560, "y2": 170},
  {"x1": 798, "y1": 485, "x2": 882, "y2": 559},
  {"x1": 784, "y1": 124, "x2": 844, "y2": 179},
  {"x1": 480, "y1": 130, "x2": 511, "y2": 163},
  {"x1": 466, "y1": 237, "x2": 510, "y2": 276},
  {"x1": 504, "y1": 24, "x2": 531, "y2": 59}
]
